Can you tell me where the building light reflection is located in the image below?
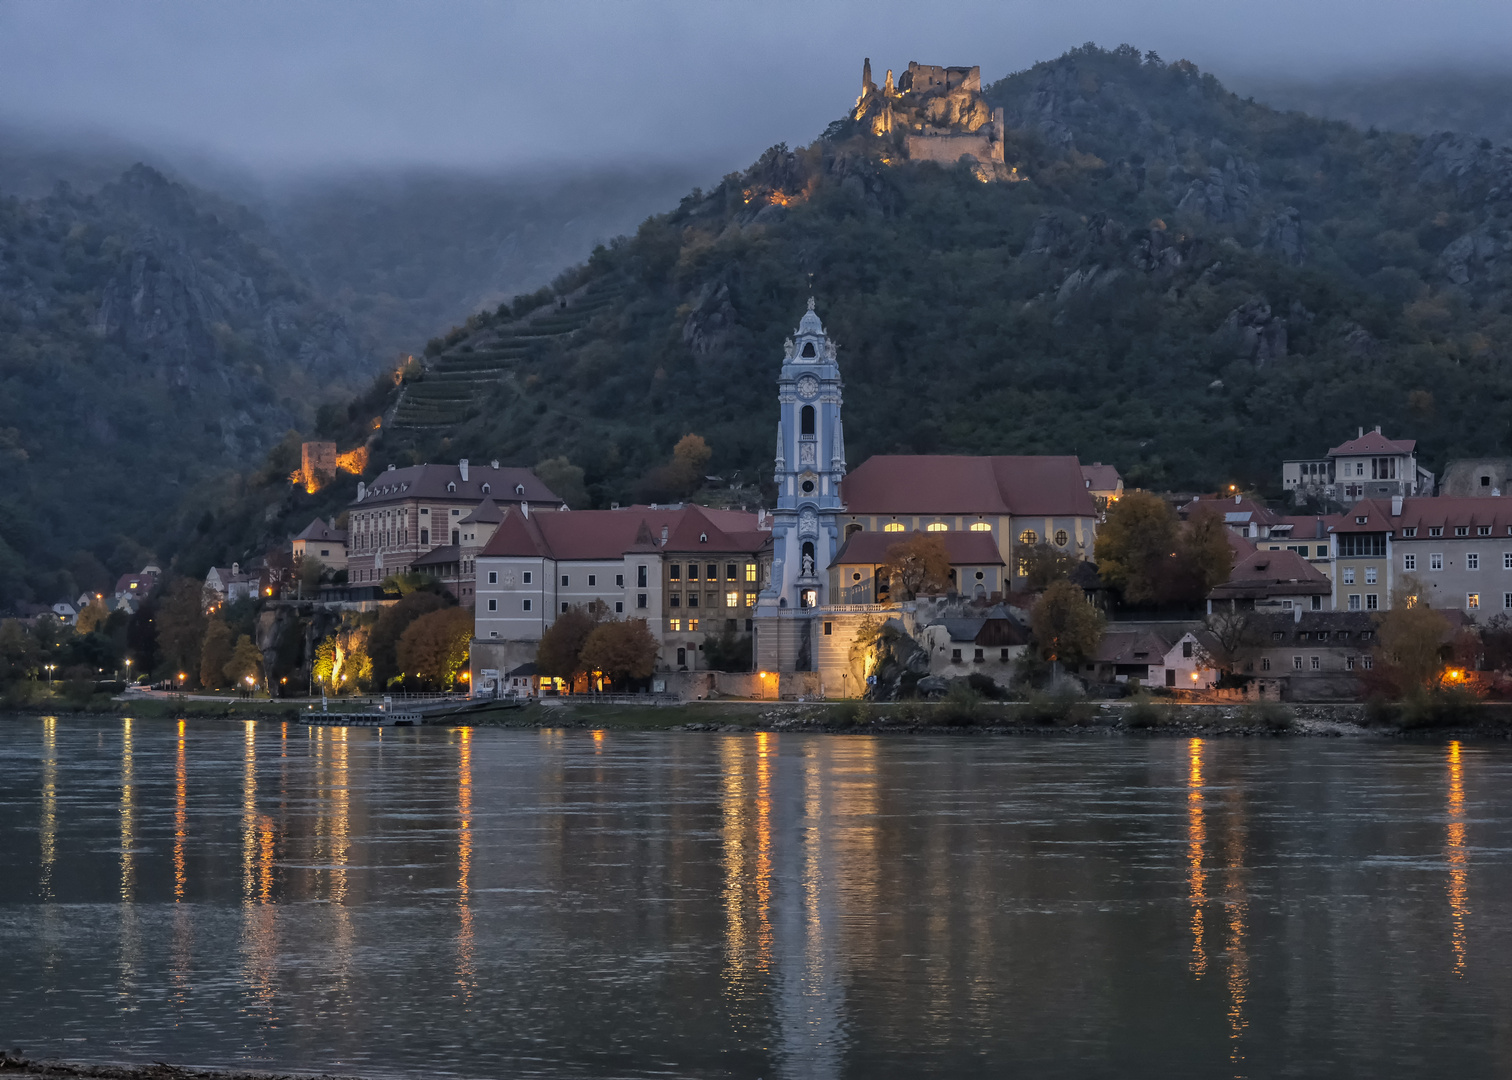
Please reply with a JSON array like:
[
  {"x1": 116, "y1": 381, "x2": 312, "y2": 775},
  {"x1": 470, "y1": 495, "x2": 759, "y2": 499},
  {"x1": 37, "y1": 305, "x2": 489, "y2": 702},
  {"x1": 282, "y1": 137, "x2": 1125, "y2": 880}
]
[
  {"x1": 39, "y1": 716, "x2": 56, "y2": 901},
  {"x1": 118, "y1": 718, "x2": 139, "y2": 1012},
  {"x1": 1447, "y1": 740, "x2": 1470, "y2": 977},
  {"x1": 174, "y1": 719, "x2": 188, "y2": 901},
  {"x1": 456, "y1": 728, "x2": 475, "y2": 1002},
  {"x1": 1186, "y1": 738, "x2": 1206, "y2": 978},
  {"x1": 1223, "y1": 786, "x2": 1249, "y2": 1077}
]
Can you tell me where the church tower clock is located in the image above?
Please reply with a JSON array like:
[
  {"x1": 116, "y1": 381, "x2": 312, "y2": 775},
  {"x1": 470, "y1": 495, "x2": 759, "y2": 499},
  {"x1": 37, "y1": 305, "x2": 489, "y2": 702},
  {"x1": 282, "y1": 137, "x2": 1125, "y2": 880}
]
[{"x1": 755, "y1": 298, "x2": 847, "y2": 672}]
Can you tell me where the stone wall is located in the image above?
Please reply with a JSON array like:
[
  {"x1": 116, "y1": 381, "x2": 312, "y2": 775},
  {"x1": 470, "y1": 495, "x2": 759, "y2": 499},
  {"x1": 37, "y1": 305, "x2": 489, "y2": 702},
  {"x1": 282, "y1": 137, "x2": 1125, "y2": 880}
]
[
  {"x1": 1440, "y1": 458, "x2": 1512, "y2": 497},
  {"x1": 905, "y1": 132, "x2": 1003, "y2": 165}
]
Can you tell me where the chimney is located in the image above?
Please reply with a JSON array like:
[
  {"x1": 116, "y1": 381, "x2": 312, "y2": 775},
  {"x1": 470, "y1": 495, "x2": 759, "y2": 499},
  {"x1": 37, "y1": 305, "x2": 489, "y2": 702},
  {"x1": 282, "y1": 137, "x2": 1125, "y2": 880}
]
[
  {"x1": 1391, "y1": 495, "x2": 1403, "y2": 516},
  {"x1": 1358, "y1": 426, "x2": 1364, "y2": 438},
  {"x1": 357, "y1": 481, "x2": 366, "y2": 501},
  {"x1": 459, "y1": 459, "x2": 469, "y2": 482},
  {"x1": 522, "y1": 502, "x2": 529, "y2": 519},
  {"x1": 661, "y1": 525, "x2": 669, "y2": 546},
  {"x1": 1375, "y1": 425, "x2": 1382, "y2": 434},
  {"x1": 491, "y1": 459, "x2": 499, "y2": 469},
  {"x1": 1234, "y1": 493, "x2": 1241, "y2": 504}
]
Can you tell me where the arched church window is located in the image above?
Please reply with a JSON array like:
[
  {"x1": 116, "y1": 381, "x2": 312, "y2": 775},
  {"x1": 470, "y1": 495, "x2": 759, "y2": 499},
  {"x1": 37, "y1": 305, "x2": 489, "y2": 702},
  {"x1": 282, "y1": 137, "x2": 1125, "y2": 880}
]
[
  {"x1": 801, "y1": 342, "x2": 816, "y2": 358},
  {"x1": 1054, "y1": 529, "x2": 1070, "y2": 547},
  {"x1": 801, "y1": 405, "x2": 815, "y2": 436},
  {"x1": 970, "y1": 521, "x2": 992, "y2": 532},
  {"x1": 883, "y1": 522, "x2": 904, "y2": 533},
  {"x1": 845, "y1": 523, "x2": 862, "y2": 539},
  {"x1": 926, "y1": 522, "x2": 948, "y2": 532},
  {"x1": 1019, "y1": 529, "x2": 1038, "y2": 545}
]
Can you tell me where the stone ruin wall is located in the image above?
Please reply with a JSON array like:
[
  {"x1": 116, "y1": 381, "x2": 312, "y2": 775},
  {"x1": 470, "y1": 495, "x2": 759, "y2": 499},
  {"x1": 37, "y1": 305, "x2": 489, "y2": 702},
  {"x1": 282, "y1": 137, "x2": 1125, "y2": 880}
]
[{"x1": 906, "y1": 131, "x2": 1003, "y2": 165}]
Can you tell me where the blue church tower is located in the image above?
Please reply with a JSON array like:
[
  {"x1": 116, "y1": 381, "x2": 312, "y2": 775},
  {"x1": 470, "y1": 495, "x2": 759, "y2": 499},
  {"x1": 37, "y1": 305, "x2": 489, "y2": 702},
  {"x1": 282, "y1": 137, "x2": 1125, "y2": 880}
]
[{"x1": 755, "y1": 298, "x2": 846, "y2": 672}]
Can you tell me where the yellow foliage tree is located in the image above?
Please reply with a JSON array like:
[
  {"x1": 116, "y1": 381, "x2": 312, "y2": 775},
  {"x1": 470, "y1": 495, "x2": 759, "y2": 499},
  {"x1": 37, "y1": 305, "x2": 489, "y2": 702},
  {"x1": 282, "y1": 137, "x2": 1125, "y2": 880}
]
[
  {"x1": 396, "y1": 607, "x2": 474, "y2": 687},
  {"x1": 75, "y1": 597, "x2": 110, "y2": 635},
  {"x1": 882, "y1": 534, "x2": 952, "y2": 600}
]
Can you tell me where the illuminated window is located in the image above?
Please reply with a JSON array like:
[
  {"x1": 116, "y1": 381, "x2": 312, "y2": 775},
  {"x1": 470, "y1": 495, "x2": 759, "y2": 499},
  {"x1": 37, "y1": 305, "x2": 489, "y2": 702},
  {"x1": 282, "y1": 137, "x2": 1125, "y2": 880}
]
[
  {"x1": 688, "y1": 619, "x2": 699, "y2": 631},
  {"x1": 884, "y1": 522, "x2": 905, "y2": 532},
  {"x1": 1468, "y1": 593, "x2": 1481, "y2": 609},
  {"x1": 669, "y1": 618, "x2": 681, "y2": 631},
  {"x1": 926, "y1": 522, "x2": 948, "y2": 532},
  {"x1": 969, "y1": 522, "x2": 991, "y2": 532},
  {"x1": 745, "y1": 592, "x2": 756, "y2": 607},
  {"x1": 1054, "y1": 529, "x2": 1069, "y2": 547},
  {"x1": 726, "y1": 591, "x2": 739, "y2": 608},
  {"x1": 1019, "y1": 530, "x2": 1038, "y2": 545},
  {"x1": 745, "y1": 564, "x2": 757, "y2": 582}
]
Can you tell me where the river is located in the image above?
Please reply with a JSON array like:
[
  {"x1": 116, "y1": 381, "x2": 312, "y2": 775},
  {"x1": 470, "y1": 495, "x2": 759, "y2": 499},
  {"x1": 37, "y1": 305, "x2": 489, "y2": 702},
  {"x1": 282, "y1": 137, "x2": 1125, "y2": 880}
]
[{"x1": 1, "y1": 716, "x2": 1509, "y2": 1078}]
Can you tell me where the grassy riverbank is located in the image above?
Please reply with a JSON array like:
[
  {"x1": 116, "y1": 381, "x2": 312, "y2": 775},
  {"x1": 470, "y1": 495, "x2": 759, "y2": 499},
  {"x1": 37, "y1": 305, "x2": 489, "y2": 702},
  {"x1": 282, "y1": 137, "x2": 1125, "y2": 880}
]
[{"x1": 2, "y1": 1053, "x2": 361, "y2": 1080}]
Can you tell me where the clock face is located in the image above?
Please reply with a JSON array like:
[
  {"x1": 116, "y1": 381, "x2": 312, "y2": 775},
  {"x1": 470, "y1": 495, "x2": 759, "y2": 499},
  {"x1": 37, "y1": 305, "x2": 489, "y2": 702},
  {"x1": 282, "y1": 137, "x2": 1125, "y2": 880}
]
[{"x1": 797, "y1": 374, "x2": 820, "y2": 399}]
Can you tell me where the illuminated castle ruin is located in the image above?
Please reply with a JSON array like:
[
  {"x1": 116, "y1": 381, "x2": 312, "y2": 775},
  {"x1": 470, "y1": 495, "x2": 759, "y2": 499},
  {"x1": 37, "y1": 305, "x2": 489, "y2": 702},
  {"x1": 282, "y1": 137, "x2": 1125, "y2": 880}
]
[
  {"x1": 291, "y1": 440, "x2": 369, "y2": 494},
  {"x1": 853, "y1": 58, "x2": 1007, "y2": 175}
]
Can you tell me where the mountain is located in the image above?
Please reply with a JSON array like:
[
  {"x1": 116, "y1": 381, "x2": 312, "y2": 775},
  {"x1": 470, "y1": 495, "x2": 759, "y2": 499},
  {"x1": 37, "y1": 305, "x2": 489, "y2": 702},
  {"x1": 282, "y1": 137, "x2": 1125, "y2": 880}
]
[
  {"x1": 1234, "y1": 69, "x2": 1512, "y2": 148},
  {"x1": 299, "y1": 45, "x2": 1512, "y2": 519},
  {"x1": 0, "y1": 163, "x2": 377, "y2": 604}
]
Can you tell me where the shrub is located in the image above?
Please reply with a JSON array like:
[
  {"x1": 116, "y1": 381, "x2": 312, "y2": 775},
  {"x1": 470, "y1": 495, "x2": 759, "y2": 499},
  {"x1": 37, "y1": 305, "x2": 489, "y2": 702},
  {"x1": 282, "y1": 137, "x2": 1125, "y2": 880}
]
[
  {"x1": 1016, "y1": 688, "x2": 1094, "y2": 726},
  {"x1": 1125, "y1": 694, "x2": 1176, "y2": 729},
  {"x1": 1240, "y1": 701, "x2": 1294, "y2": 731},
  {"x1": 936, "y1": 680, "x2": 985, "y2": 726},
  {"x1": 1395, "y1": 686, "x2": 1480, "y2": 730}
]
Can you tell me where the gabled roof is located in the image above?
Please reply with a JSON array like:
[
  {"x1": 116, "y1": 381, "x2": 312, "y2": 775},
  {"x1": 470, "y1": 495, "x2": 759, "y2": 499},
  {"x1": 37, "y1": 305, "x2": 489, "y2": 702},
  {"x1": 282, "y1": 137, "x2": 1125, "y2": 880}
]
[
  {"x1": 479, "y1": 505, "x2": 768, "y2": 562},
  {"x1": 354, "y1": 462, "x2": 562, "y2": 507},
  {"x1": 1094, "y1": 630, "x2": 1173, "y2": 665},
  {"x1": 842, "y1": 455, "x2": 1099, "y2": 517},
  {"x1": 1330, "y1": 497, "x2": 1512, "y2": 534},
  {"x1": 1328, "y1": 430, "x2": 1416, "y2": 457},
  {"x1": 1080, "y1": 463, "x2": 1122, "y2": 491},
  {"x1": 830, "y1": 529, "x2": 1006, "y2": 566},
  {"x1": 1209, "y1": 548, "x2": 1331, "y2": 600},
  {"x1": 294, "y1": 518, "x2": 346, "y2": 543},
  {"x1": 459, "y1": 497, "x2": 505, "y2": 525},
  {"x1": 1181, "y1": 495, "x2": 1282, "y2": 525},
  {"x1": 412, "y1": 544, "x2": 461, "y2": 567}
]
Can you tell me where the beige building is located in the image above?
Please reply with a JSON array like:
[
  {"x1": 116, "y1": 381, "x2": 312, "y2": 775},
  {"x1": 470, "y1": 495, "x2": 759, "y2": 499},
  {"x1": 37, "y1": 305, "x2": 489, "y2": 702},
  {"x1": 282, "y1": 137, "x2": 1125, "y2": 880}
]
[
  {"x1": 1283, "y1": 427, "x2": 1433, "y2": 505},
  {"x1": 291, "y1": 518, "x2": 347, "y2": 573}
]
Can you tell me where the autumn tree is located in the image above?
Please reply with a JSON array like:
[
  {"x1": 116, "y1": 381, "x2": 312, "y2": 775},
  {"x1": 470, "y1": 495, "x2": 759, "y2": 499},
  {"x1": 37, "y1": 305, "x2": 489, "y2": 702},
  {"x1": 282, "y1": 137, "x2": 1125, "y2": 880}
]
[
  {"x1": 535, "y1": 605, "x2": 601, "y2": 688},
  {"x1": 1376, "y1": 604, "x2": 1452, "y2": 694},
  {"x1": 369, "y1": 590, "x2": 449, "y2": 685},
  {"x1": 639, "y1": 433, "x2": 713, "y2": 501},
  {"x1": 75, "y1": 597, "x2": 110, "y2": 635},
  {"x1": 155, "y1": 578, "x2": 210, "y2": 683},
  {"x1": 580, "y1": 619, "x2": 660, "y2": 688},
  {"x1": 224, "y1": 634, "x2": 264, "y2": 689},
  {"x1": 199, "y1": 617, "x2": 233, "y2": 689},
  {"x1": 313, "y1": 617, "x2": 373, "y2": 692},
  {"x1": 882, "y1": 534, "x2": 952, "y2": 600},
  {"x1": 1030, "y1": 579, "x2": 1106, "y2": 668},
  {"x1": 1195, "y1": 610, "x2": 1261, "y2": 680},
  {"x1": 1094, "y1": 491, "x2": 1178, "y2": 604},
  {"x1": 1019, "y1": 542, "x2": 1077, "y2": 590},
  {"x1": 1171, "y1": 506, "x2": 1235, "y2": 606},
  {"x1": 396, "y1": 607, "x2": 474, "y2": 688}
]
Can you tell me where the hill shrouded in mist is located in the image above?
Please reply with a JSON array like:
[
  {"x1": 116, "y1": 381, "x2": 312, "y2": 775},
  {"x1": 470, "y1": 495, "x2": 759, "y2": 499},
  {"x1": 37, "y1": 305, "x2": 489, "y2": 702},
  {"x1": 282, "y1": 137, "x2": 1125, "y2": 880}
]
[{"x1": 266, "y1": 45, "x2": 1512, "y2": 538}]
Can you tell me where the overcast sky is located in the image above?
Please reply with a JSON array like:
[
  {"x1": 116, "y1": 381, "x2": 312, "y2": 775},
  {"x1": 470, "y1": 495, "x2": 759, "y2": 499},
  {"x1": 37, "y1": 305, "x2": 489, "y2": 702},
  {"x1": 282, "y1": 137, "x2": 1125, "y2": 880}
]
[{"x1": 2, "y1": 0, "x2": 1510, "y2": 177}]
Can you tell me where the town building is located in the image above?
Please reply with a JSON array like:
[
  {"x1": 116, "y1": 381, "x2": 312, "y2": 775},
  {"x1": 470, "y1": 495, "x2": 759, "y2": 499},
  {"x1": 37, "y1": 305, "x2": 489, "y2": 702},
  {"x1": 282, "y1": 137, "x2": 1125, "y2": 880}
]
[
  {"x1": 1242, "y1": 611, "x2": 1381, "y2": 700},
  {"x1": 1282, "y1": 427, "x2": 1433, "y2": 506},
  {"x1": 291, "y1": 518, "x2": 347, "y2": 573},
  {"x1": 916, "y1": 605, "x2": 1029, "y2": 682},
  {"x1": 1080, "y1": 462, "x2": 1123, "y2": 510},
  {"x1": 346, "y1": 459, "x2": 564, "y2": 589},
  {"x1": 470, "y1": 503, "x2": 772, "y2": 676},
  {"x1": 1181, "y1": 493, "x2": 1285, "y2": 540},
  {"x1": 114, "y1": 564, "x2": 159, "y2": 603},
  {"x1": 205, "y1": 563, "x2": 258, "y2": 604},
  {"x1": 1207, "y1": 548, "x2": 1332, "y2": 613},
  {"x1": 828, "y1": 530, "x2": 1007, "y2": 604}
]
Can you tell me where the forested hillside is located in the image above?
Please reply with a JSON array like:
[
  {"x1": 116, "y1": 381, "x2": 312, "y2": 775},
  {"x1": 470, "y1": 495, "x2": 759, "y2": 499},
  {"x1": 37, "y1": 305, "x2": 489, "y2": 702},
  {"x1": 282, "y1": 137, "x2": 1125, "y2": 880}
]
[
  {"x1": 0, "y1": 164, "x2": 375, "y2": 604},
  {"x1": 317, "y1": 45, "x2": 1512, "y2": 515}
]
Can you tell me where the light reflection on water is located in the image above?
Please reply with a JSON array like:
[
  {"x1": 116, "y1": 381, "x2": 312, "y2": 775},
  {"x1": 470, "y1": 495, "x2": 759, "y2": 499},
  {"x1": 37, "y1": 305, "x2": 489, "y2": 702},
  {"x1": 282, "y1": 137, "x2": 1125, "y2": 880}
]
[{"x1": 4, "y1": 717, "x2": 1512, "y2": 1078}]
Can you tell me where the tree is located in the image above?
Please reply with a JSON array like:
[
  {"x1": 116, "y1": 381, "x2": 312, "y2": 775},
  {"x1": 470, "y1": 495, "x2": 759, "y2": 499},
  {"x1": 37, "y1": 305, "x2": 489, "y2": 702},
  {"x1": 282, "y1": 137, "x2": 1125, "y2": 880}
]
[
  {"x1": 579, "y1": 619, "x2": 660, "y2": 687},
  {"x1": 882, "y1": 534, "x2": 952, "y2": 600},
  {"x1": 224, "y1": 634, "x2": 264, "y2": 689},
  {"x1": 75, "y1": 596, "x2": 110, "y2": 635},
  {"x1": 396, "y1": 607, "x2": 474, "y2": 687},
  {"x1": 533, "y1": 456, "x2": 589, "y2": 509},
  {"x1": 155, "y1": 578, "x2": 209, "y2": 683},
  {"x1": 1376, "y1": 604, "x2": 1452, "y2": 694},
  {"x1": 1195, "y1": 610, "x2": 1261, "y2": 680},
  {"x1": 369, "y1": 590, "x2": 449, "y2": 686},
  {"x1": 313, "y1": 617, "x2": 373, "y2": 693},
  {"x1": 199, "y1": 617, "x2": 233, "y2": 689},
  {"x1": 0, "y1": 618, "x2": 39, "y2": 682},
  {"x1": 535, "y1": 605, "x2": 601, "y2": 686},
  {"x1": 1173, "y1": 506, "x2": 1235, "y2": 605},
  {"x1": 702, "y1": 625, "x2": 753, "y2": 671},
  {"x1": 1030, "y1": 579, "x2": 1106, "y2": 668},
  {"x1": 297, "y1": 555, "x2": 326, "y2": 598},
  {"x1": 639, "y1": 433, "x2": 713, "y2": 501},
  {"x1": 1094, "y1": 491, "x2": 1179, "y2": 605},
  {"x1": 1019, "y1": 542, "x2": 1077, "y2": 590}
]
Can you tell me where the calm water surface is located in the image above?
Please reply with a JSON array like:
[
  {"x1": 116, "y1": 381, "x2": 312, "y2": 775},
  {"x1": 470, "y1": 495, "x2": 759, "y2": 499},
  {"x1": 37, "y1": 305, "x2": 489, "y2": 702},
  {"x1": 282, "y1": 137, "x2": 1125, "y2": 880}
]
[{"x1": 2, "y1": 716, "x2": 1510, "y2": 1078}]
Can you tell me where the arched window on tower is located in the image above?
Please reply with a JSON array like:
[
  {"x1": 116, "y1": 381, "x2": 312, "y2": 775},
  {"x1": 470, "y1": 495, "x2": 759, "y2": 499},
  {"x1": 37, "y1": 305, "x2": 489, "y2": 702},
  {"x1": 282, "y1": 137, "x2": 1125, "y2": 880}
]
[
  {"x1": 801, "y1": 405, "x2": 815, "y2": 436},
  {"x1": 801, "y1": 341, "x2": 816, "y2": 358}
]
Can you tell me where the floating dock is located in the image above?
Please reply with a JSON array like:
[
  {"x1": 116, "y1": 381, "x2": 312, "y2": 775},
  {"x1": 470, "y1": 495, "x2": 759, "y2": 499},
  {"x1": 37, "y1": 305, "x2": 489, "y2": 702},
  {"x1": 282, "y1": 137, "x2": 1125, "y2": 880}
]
[{"x1": 300, "y1": 711, "x2": 424, "y2": 727}]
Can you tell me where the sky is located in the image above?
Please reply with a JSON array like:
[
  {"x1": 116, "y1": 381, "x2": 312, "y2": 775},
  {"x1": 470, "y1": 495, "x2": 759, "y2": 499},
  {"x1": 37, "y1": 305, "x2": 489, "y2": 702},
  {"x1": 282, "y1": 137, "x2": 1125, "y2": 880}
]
[{"x1": 2, "y1": 0, "x2": 1511, "y2": 177}]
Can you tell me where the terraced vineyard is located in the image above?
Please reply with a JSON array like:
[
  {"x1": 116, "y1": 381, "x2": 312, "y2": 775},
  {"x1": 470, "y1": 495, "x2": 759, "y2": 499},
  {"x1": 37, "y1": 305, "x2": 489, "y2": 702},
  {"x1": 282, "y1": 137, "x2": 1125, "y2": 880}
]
[{"x1": 389, "y1": 276, "x2": 629, "y2": 429}]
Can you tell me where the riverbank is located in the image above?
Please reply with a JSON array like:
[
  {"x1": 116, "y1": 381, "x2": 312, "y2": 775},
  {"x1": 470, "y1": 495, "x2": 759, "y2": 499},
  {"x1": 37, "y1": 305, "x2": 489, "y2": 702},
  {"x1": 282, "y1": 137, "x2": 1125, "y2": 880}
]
[{"x1": 0, "y1": 1053, "x2": 361, "y2": 1080}]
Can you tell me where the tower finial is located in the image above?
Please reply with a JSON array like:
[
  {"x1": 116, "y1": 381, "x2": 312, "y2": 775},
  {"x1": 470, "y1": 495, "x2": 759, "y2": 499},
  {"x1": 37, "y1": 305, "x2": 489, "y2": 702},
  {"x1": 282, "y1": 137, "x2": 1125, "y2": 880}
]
[{"x1": 807, "y1": 296, "x2": 816, "y2": 312}]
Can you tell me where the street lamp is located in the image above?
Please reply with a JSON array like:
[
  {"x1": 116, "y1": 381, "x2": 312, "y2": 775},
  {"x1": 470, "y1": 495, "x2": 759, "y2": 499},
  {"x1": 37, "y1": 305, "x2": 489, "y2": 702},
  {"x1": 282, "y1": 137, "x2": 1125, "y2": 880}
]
[{"x1": 45, "y1": 663, "x2": 55, "y2": 687}]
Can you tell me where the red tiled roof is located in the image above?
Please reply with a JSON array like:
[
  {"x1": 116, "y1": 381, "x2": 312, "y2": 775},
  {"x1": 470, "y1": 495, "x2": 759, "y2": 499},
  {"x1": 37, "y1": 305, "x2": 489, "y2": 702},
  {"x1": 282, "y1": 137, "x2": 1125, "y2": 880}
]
[
  {"x1": 1080, "y1": 463, "x2": 1122, "y2": 491},
  {"x1": 843, "y1": 455, "x2": 1098, "y2": 517},
  {"x1": 294, "y1": 518, "x2": 346, "y2": 543},
  {"x1": 479, "y1": 505, "x2": 768, "y2": 561},
  {"x1": 1330, "y1": 497, "x2": 1512, "y2": 533},
  {"x1": 1328, "y1": 431, "x2": 1416, "y2": 457},
  {"x1": 1210, "y1": 548, "x2": 1331, "y2": 600},
  {"x1": 1181, "y1": 495, "x2": 1282, "y2": 525},
  {"x1": 831, "y1": 529, "x2": 1005, "y2": 566}
]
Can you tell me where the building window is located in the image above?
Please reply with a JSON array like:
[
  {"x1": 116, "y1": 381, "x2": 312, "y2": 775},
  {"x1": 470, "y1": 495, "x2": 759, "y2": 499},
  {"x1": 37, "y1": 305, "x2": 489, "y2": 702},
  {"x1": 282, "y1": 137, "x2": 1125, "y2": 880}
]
[
  {"x1": 487, "y1": 599, "x2": 497, "y2": 611},
  {"x1": 1316, "y1": 545, "x2": 1329, "y2": 558},
  {"x1": 588, "y1": 574, "x2": 597, "y2": 586},
  {"x1": 1348, "y1": 594, "x2": 1361, "y2": 611},
  {"x1": 706, "y1": 564, "x2": 717, "y2": 580},
  {"x1": 726, "y1": 591, "x2": 739, "y2": 608},
  {"x1": 823, "y1": 622, "x2": 832, "y2": 636},
  {"x1": 670, "y1": 564, "x2": 681, "y2": 580},
  {"x1": 1000, "y1": 648, "x2": 1011, "y2": 661},
  {"x1": 1362, "y1": 655, "x2": 1374, "y2": 670},
  {"x1": 926, "y1": 522, "x2": 948, "y2": 532},
  {"x1": 1402, "y1": 528, "x2": 1417, "y2": 537},
  {"x1": 1054, "y1": 529, "x2": 1070, "y2": 547},
  {"x1": 687, "y1": 564, "x2": 699, "y2": 581},
  {"x1": 523, "y1": 571, "x2": 533, "y2": 584},
  {"x1": 637, "y1": 593, "x2": 647, "y2": 609},
  {"x1": 1019, "y1": 530, "x2": 1038, "y2": 545},
  {"x1": 970, "y1": 522, "x2": 992, "y2": 532},
  {"x1": 669, "y1": 618, "x2": 681, "y2": 631},
  {"x1": 801, "y1": 405, "x2": 815, "y2": 435},
  {"x1": 1365, "y1": 567, "x2": 1377, "y2": 584},
  {"x1": 523, "y1": 599, "x2": 532, "y2": 611},
  {"x1": 724, "y1": 564, "x2": 736, "y2": 580},
  {"x1": 1480, "y1": 526, "x2": 1493, "y2": 536},
  {"x1": 1183, "y1": 641, "x2": 1193, "y2": 658},
  {"x1": 1431, "y1": 553, "x2": 1444, "y2": 571},
  {"x1": 1311, "y1": 656, "x2": 1321, "y2": 670},
  {"x1": 1468, "y1": 554, "x2": 1480, "y2": 571},
  {"x1": 1456, "y1": 526, "x2": 1469, "y2": 537},
  {"x1": 688, "y1": 619, "x2": 699, "y2": 631},
  {"x1": 615, "y1": 601, "x2": 625, "y2": 614},
  {"x1": 687, "y1": 593, "x2": 699, "y2": 607},
  {"x1": 974, "y1": 648, "x2": 984, "y2": 662},
  {"x1": 1429, "y1": 527, "x2": 1443, "y2": 537},
  {"x1": 951, "y1": 649, "x2": 962, "y2": 663},
  {"x1": 1311, "y1": 596, "x2": 1322, "y2": 610},
  {"x1": 1342, "y1": 568, "x2": 1355, "y2": 585},
  {"x1": 670, "y1": 594, "x2": 681, "y2": 608},
  {"x1": 745, "y1": 564, "x2": 757, "y2": 582},
  {"x1": 1367, "y1": 594, "x2": 1378, "y2": 610},
  {"x1": 487, "y1": 571, "x2": 498, "y2": 584},
  {"x1": 1468, "y1": 593, "x2": 1481, "y2": 609},
  {"x1": 745, "y1": 592, "x2": 756, "y2": 607},
  {"x1": 1346, "y1": 656, "x2": 1356, "y2": 671},
  {"x1": 638, "y1": 565, "x2": 648, "y2": 588},
  {"x1": 1261, "y1": 658, "x2": 1271, "y2": 671},
  {"x1": 676, "y1": 647, "x2": 686, "y2": 666},
  {"x1": 884, "y1": 522, "x2": 904, "y2": 532},
  {"x1": 616, "y1": 574, "x2": 624, "y2": 587},
  {"x1": 1293, "y1": 656, "x2": 1303, "y2": 670},
  {"x1": 561, "y1": 602, "x2": 569, "y2": 613},
  {"x1": 420, "y1": 529, "x2": 429, "y2": 545},
  {"x1": 1403, "y1": 555, "x2": 1416, "y2": 571}
]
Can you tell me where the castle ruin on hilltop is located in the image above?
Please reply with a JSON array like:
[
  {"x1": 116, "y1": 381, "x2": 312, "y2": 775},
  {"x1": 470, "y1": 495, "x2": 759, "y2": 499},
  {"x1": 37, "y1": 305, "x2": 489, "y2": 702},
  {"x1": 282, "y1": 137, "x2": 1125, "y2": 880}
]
[{"x1": 852, "y1": 58, "x2": 1007, "y2": 174}]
